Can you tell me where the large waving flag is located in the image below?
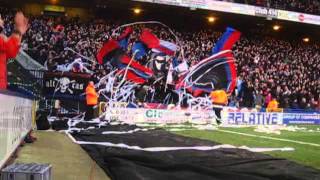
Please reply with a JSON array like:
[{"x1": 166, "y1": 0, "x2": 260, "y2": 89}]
[
  {"x1": 212, "y1": 27, "x2": 241, "y2": 54},
  {"x1": 140, "y1": 29, "x2": 159, "y2": 48},
  {"x1": 118, "y1": 27, "x2": 133, "y2": 50},
  {"x1": 117, "y1": 55, "x2": 153, "y2": 84},
  {"x1": 132, "y1": 42, "x2": 148, "y2": 60},
  {"x1": 140, "y1": 29, "x2": 178, "y2": 56},
  {"x1": 176, "y1": 26, "x2": 241, "y2": 96},
  {"x1": 166, "y1": 58, "x2": 189, "y2": 85},
  {"x1": 96, "y1": 39, "x2": 121, "y2": 65},
  {"x1": 96, "y1": 39, "x2": 153, "y2": 84},
  {"x1": 178, "y1": 51, "x2": 237, "y2": 96},
  {"x1": 152, "y1": 40, "x2": 178, "y2": 56},
  {"x1": 166, "y1": 57, "x2": 179, "y2": 85}
]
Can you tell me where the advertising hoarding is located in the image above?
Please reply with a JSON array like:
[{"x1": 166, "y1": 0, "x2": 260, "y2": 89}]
[
  {"x1": 0, "y1": 93, "x2": 33, "y2": 168},
  {"x1": 134, "y1": 0, "x2": 320, "y2": 25}
]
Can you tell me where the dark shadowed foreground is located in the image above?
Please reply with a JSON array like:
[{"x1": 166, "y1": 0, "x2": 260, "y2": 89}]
[{"x1": 68, "y1": 123, "x2": 320, "y2": 180}]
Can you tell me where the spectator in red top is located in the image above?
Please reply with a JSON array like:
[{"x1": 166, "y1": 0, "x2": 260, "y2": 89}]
[{"x1": 0, "y1": 12, "x2": 28, "y2": 89}]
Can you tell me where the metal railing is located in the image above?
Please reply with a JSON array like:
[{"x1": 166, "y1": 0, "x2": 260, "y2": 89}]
[{"x1": 7, "y1": 60, "x2": 44, "y2": 99}]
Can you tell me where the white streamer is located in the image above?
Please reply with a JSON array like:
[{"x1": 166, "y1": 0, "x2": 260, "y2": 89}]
[{"x1": 102, "y1": 128, "x2": 152, "y2": 135}]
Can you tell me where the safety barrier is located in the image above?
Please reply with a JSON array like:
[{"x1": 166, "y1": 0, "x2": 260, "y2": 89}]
[
  {"x1": 7, "y1": 59, "x2": 43, "y2": 99},
  {"x1": 0, "y1": 91, "x2": 34, "y2": 169},
  {"x1": 15, "y1": 50, "x2": 45, "y2": 71}
]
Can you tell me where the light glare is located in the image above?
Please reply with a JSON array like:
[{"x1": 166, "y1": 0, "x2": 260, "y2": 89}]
[
  {"x1": 273, "y1": 25, "x2": 280, "y2": 31},
  {"x1": 134, "y1": 8, "x2": 141, "y2": 14},
  {"x1": 208, "y1": 17, "x2": 215, "y2": 23}
]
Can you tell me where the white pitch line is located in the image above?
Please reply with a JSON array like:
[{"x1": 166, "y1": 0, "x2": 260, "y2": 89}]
[{"x1": 217, "y1": 129, "x2": 320, "y2": 147}]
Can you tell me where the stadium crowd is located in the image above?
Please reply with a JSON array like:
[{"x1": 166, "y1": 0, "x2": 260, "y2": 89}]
[
  {"x1": 1, "y1": 7, "x2": 319, "y2": 111},
  {"x1": 225, "y1": 0, "x2": 320, "y2": 15}
]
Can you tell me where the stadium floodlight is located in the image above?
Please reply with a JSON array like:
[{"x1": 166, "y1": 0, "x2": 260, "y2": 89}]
[
  {"x1": 303, "y1": 37, "x2": 310, "y2": 42},
  {"x1": 208, "y1": 16, "x2": 215, "y2": 23},
  {"x1": 50, "y1": 0, "x2": 58, "y2": 4},
  {"x1": 133, "y1": 8, "x2": 142, "y2": 14},
  {"x1": 273, "y1": 25, "x2": 280, "y2": 31}
]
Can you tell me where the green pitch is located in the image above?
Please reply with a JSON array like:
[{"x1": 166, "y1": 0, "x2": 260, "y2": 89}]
[{"x1": 173, "y1": 125, "x2": 320, "y2": 169}]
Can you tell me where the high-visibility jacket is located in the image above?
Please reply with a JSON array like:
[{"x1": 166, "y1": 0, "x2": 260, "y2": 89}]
[
  {"x1": 210, "y1": 90, "x2": 228, "y2": 106},
  {"x1": 86, "y1": 84, "x2": 98, "y2": 105},
  {"x1": 267, "y1": 99, "x2": 279, "y2": 109},
  {"x1": 0, "y1": 36, "x2": 20, "y2": 89}
]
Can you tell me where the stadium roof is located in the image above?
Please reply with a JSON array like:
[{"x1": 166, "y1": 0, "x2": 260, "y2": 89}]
[
  {"x1": 2, "y1": 0, "x2": 319, "y2": 41},
  {"x1": 102, "y1": 0, "x2": 320, "y2": 42}
]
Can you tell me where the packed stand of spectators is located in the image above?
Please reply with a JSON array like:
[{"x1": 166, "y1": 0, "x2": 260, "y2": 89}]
[
  {"x1": 23, "y1": 17, "x2": 113, "y2": 71},
  {"x1": 234, "y1": 37, "x2": 320, "y2": 110},
  {"x1": 1, "y1": 7, "x2": 319, "y2": 111},
  {"x1": 222, "y1": 0, "x2": 320, "y2": 15}
]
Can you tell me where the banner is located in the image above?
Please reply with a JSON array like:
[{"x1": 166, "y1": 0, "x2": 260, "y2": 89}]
[
  {"x1": 103, "y1": 104, "x2": 320, "y2": 125},
  {"x1": 43, "y1": 72, "x2": 91, "y2": 100},
  {"x1": 277, "y1": 10, "x2": 320, "y2": 25},
  {"x1": 254, "y1": 6, "x2": 278, "y2": 18},
  {"x1": 0, "y1": 91, "x2": 33, "y2": 169},
  {"x1": 104, "y1": 107, "x2": 215, "y2": 124},
  {"x1": 223, "y1": 108, "x2": 320, "y2": 125},
  {"x1": 283, "y1": 113, "x2": 320, "y2": 125},
  {"x1": 134, "y1": 0, "x2": 320, "y2": 26},
  {"x1": 134, "y1": 0, "x2": 255, "y2": 15},
  {"x1": 223, "y1": 111, "x2": 283, "y2": 125}
]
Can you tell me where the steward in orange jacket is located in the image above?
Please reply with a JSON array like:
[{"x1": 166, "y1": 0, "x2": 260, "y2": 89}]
[
  {"x1": 210, "y1": 90, "x2": 228, "y2": 125},
  {"x1": 86, "y1": 81, "x2": 98, "y2": 105},
  {"x1": 267, "y1": 99, "x2": 279, "y2": 112},
  {"x1": 210, "y1": 90, "x2": 228, "y2": 106},
  {"x1": 85, "y1": 81, "x2": 98, "y2": 120}
]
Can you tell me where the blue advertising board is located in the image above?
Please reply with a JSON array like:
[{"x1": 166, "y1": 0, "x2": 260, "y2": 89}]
[
  {"x1": 226, "y1": 112, "x2": 283, "y2": 125},
  {"x1": 283, "y1": 113, "x2": 320, "y2": 125}
]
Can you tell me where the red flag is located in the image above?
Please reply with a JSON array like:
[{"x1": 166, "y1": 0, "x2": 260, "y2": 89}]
[
  {"x1": 120, "y1": 56, "x2": 153, "y2": 76},
  {"x1": 117, "y1": 69, "x2": 147, "y2": 84},
  {"x1": 140, "y1": 29, "x2": 160, "y2": 49},
  {"x1": 96, "y1": 39, "x2": 120, "y2": 64},
  {"x1": 118, "y1": 27, "x2": 133, "y2": 41}
]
